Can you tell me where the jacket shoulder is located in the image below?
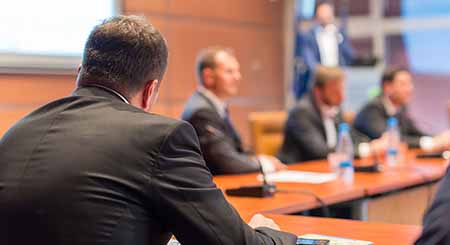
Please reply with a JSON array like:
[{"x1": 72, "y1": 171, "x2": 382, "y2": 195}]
[
  {"x1": 289, "y1": 95, "x2": 316, "y2": 117},
  {"x1": 181, "y1": 92, "x2": 217, "y2": 121},
  {"x1": 359, "y1": 97, "x2": 384, "y2": 114}
]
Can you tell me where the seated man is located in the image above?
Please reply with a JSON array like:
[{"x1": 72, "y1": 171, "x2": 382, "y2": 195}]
[
  {"x1": 278, "y1": 66, "x2": 372, "y2": 164},
  {"x1": 182, "y1": 47, "x2": 285, "y2": 175},
  {"x1": 0, "y1": 16, "x2": 296, "y2": 245},
  {"x1": 354, "y1": 68, "x2": 450, "y2": 151}
]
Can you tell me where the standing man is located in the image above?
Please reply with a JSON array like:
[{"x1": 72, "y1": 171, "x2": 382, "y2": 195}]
[
  {"x1": 0, "y1": 16, "x2": 296, "y2": 245},
  {"x1": 182, "y1": 47, "x2": 285, "y2": 175},
  {"x1": 354, "y1": 68, "x2": 450, "y2": 150},
  {"x1": 295, "y1": 1, "x2": 354, "y2": 99}
]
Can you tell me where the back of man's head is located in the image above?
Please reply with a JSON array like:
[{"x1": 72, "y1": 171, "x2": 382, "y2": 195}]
[
  {"x1": 77, "y1": 15, "x2": 168, "y2": 99},
  {"x1": 313, "y1": 65, "x2": 344, "y2": 88},
  {"x1": 195, "y1": 47, "x2": 235, "y2": 86}
]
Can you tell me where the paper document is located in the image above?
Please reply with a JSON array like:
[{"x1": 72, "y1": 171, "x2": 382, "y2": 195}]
[
  {"x1": 259, "y1": 170, "x2": 337, "y2": 184},
  {"x1": 167, "y1": 240, "x2": 180, "y2": 245},
  {"x1": 300, "y1": 234, "x2": 373, "y2": 245}
]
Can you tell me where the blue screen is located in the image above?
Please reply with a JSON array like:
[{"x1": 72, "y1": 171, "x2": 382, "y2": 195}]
[{"x1": 401, "y1": 0, "x2": 450, "y2": 74}]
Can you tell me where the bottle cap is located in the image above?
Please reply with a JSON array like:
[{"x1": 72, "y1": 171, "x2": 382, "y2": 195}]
[
  {"x1": 338, "y1": 123, "x2": 350, "y2": 133},
  {"x1": 387, "y1": 117, "x2": 398, "y2": 127},
  {"x1": 339, "y1": 161, "x2": 352, "y2": 168}
]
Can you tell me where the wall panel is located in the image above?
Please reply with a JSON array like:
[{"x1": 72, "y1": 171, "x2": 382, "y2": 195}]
[{"x1": 0, "y1": 0, "x2": 286, "y2": 147}]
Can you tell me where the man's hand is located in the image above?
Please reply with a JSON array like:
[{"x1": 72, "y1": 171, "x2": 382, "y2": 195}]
[
  {"x1": 248, "y1": 214, "x2": 280, "y2": 231},
  {"x1": 431, "y1": 130, "x2": 450, "y2": 151},
  {"x1": 258, "y1": 155, "x2": 287, "y2": 172},
  {"x1": 370, "y1": 135, "x2": 388, "y2": 156}
]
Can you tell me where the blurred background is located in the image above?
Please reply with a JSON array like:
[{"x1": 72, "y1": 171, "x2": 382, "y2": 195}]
[{"x1": 1, "y1": 0, "x2": 449, "y2": 147}]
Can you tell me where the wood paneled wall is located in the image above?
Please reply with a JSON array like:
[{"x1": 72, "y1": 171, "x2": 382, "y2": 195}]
[
  {"x1": 0, "y1": 0, "x2": 286, "y2": 146},
  {"x1": 0, "y1": 74, "x2": 75, "y2": 136}
]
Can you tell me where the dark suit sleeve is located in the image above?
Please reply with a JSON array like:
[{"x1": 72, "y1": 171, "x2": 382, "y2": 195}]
[
  {"x1": 349, "y1": 127, "x2": 371, "y2": 158},
  {"x1": 152, "y1": 122, "x2": 297, "y2": 245},
  {"x1": 415, "y1": 166, "x2": 450, "y2": 245},
  {"x1": 354, "y1": 104, "x2": 387, "y2": 140},
  {"x1": 286, "y1": 108, "x2": 331, "y2": 160},
  {"x1": 302, "y1": 32, "x2": 319, "y2": 72},
  {"x1": 188, "y1": 109, "x2": 260, "y2": 175},
  {"x1": 401, "y1": 112, "x2": 426, "y2": 148}
]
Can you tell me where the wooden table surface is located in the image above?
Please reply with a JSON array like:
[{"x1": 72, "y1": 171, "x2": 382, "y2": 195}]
[
  {"x1": 244, "y1": 214, "x2": 422, "y2": 245},
  {"x1": 214, "y1": 152, "x2": 449, "y2": 215},
  {"x1": 214, "y1": 152, "x2": 444, "y2": 244}
]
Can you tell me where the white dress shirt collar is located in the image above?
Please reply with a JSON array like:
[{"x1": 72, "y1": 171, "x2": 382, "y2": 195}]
[{"x1": 198, "y1": 87, "x2": 227, "y2": 118}]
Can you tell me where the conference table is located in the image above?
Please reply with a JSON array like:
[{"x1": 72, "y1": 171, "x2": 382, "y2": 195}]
[
  {"x1": 240, "y1": 214, "x2": 421, "y2": 245},
  {"x1": 214, "y1": 150, "x2": 449, "y2": 226},
  {"x1": 211, "y1": 152, "x2": 449, "y2": 244}
]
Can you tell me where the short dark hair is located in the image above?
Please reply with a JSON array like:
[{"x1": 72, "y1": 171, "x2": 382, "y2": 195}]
[
  {"x1": 195, "y1": 47, "x2": 235, "y2": 85},
  {"x1": 381, "y1": 68, "x2": 410, "y2": 87},
  {"x1": 313, "y1": 65, "x2": 344, "y2": 88},
  {"x1": 77, "y1": 15, "x2": 168, "y2": 99},
  {"x1": 314, "y1": 1, "x2": 334, "y2": 16}
]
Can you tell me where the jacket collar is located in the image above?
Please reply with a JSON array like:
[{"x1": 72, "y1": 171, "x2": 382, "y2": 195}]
[
  {"x1": 73, "y1": 85, "x2": 130, "y2": 104},
  {"x1": 197, "y1": 87, "x2": 227, "y2": 118}
]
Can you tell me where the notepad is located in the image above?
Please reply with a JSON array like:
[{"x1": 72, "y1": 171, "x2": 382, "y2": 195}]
[
  {"x1": 299, "y1": 234, "x2": 373, "y2": 245},
  {"x1": 259, "y1": 170, "x2": 337, "y2": 184},
  {"x1": 167, "y1": 240, "x2": 180, "y2": 245}
]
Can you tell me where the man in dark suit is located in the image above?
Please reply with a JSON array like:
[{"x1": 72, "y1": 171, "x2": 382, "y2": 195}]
[
  {"x1": 354, "y1": 69, "x2": 450, "y2": 150},
  {"x1": 294, "y1": 1, "x2": 354, "y2": 99},
  {"x1": 182, "y1": 47, "x2": 285, "y2": 175},
  {"x1": 0, "y1": 16, "x2": 296, "y2": 245},
  {"x1": 415, "y1": 166, "x2": 450, "y2": 244},
  {"x1": 278, "y1": 66, "x2": 377, "y2": 164}
]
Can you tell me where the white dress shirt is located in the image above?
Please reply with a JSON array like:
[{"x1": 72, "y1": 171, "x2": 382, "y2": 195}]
[
  {"x1": 316, "y1": 24, "x2": 340, "y2": 67},
  {"x1": 320, "y1": 105, "x2": 339, "y2": 148}
]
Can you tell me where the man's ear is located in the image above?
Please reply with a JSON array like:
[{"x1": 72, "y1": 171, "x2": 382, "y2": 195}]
[
  {"x1": 202, "y1": 68, "x2": 215, "y2": 88},
  {"x1": 383, "y1": 83, "x2": 393, "y2": 96},
  {"x1": 142, "y1": 80, "x2": 160, "y2": 112}
]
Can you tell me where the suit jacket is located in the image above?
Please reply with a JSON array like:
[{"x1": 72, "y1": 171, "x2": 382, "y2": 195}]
[
  {"x1": 353, "y1": 96, "x2": 426, "y2": 148},
  {"x1": 293, "y1": 24, "x2": 354, "y2": 99},
  {"x1": 181, "y1": 91, "x2": 261, "y2": 175},
  {"x1": 278, "y1": 94, "x2": 366, "y2": 164},
  {"x1": 303, "y1": 24, "x2": 354, "y2": 70},
  {"x1": 415, "y1": 166, "x2": 450, "y2": 244},
  {"x1": 0, "y1": 86, "x2": 296, "y2": 245}
]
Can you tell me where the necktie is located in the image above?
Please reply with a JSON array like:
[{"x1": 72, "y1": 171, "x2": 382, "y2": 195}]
[{"x1": 224, "y1": 107, "x2": 243, "y2": 151}]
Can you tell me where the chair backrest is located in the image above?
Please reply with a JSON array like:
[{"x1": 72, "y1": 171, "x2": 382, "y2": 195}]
[{"x1": 248, "y1": 111, "x2": 287, "y2": 156}]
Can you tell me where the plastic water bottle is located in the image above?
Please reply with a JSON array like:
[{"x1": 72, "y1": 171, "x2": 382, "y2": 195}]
[
  {"x1": 336, "y1": 123, "x2": 354, "y2": 184},
  {"x1": 385, "y1": 117, "x2": 401, "y2": 166}
]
